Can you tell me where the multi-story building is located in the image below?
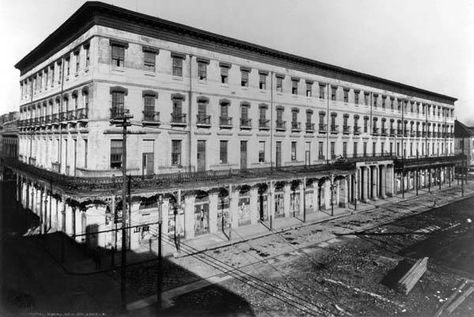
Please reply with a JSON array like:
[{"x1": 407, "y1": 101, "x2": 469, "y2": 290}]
[
  {"x1": 7, "y1": 2, "x2": 462, "y2": 250},
  {"x1": 454, "y1": 120, "x2": 474, "y2": 170}
]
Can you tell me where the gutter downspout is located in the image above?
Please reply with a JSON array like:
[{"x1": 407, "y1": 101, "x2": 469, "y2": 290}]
[
  {"x1": 188, "y1": 55, "x2": 193, "y2": 172},
  {"x1": 270, "y1": 72, "x2": 274, "y2": 169}
]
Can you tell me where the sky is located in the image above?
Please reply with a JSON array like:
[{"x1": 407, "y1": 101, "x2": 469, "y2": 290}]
[{"x1": 0, "y1": 0, "x2": 473, "y2": 124}]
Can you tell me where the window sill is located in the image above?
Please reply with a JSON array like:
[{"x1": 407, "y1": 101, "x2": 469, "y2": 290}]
[
  {"x1": 172, "y1": 76, "x2": 183, "y2": 81},
  {"x1": 144, "y1": 72, "x2": 156, "y2": 77}
]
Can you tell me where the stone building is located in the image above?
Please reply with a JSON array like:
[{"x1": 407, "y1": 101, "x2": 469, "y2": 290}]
[{"x1": 7, "y1": 2, "x2": 462, "y2": 251}]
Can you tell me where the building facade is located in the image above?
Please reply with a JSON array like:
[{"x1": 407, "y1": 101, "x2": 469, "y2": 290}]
[
  {"x1": 8, "y1": 2, "x2": 462, "y2": 251},
  {"x1": 454, "y1": 120, "x2": 474, "y2": 170}
]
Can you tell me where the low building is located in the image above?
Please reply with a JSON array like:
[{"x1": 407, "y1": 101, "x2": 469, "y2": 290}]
[{"x1": 454, "y1": 120, "x2": 474, "y2": 170}]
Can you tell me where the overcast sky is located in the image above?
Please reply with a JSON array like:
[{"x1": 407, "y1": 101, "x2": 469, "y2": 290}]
[{"x1": 1, "y1": 0, "x2": 473, "y2": 124}]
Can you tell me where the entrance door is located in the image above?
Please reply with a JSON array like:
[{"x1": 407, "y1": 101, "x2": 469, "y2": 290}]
[
  {"x1": 197, "y1": 140, "x2": 206, "y2": 172},
  {"x1": 276, "y1": 141, "x2": 282, "y2": 168},
  {"x1": 240, "y1": 141, "x2": 247, "y2": 169},
  {"x1": 142, "y1": 153, "x2": 154, "y2": 176}
]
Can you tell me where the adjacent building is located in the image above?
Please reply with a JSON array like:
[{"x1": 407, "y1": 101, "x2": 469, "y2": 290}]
[
  {"x1": 454, "y1": 120, "x2": 474, "y2": 170},
  {"x1": 7, "y1": 2, "x2": 462, "y2": 251}
]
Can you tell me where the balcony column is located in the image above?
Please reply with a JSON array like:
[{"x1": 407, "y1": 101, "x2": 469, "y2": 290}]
[
  {"x1": 268, "y1": 181, "x2": 275, "y2": 225},
  {"x1": 335, "y1": 179, "x2": 340, "y2": 207},
  {"x1": 283, "y1": 183, "x2": 291, "y2": 218},
  {"x1": 52, "y1": 196, "x2": 58, "y2": 230},
  {"x1": 339, "y1": 177, "x2": 348, "y2": 208},
  {"x1": 31, "y1": 186, "x2": 36, "y2": 214},
  {"x1": 162, "y1": 198, "x2": 170, "y2": 236},
  {"x1": 208, "y1": 191, "x2": 218, "y2": 234},
  {"x1": 380, "y1": 165, "x2": 387, "y2": 199},
  {"x1": 39, "y1": 187, "x2": 44, "y2": 234},
  {"x1": 249, "y1": 186, "x2": 259, "y2": 225},
  {"x1": 229, "y1": 188, "x2": 239, "y2": 229},
  {"x1": 324, "y1": 180, "x2": 331, "y2": 210},
  {"x1": 75, "y1": 208, "x2": 83, "y2": 243},
  {"x1": 299, "y1": 182, "x2": 305, "y2": 216},
  {"x1": 372, "y1": 166, "x2": 378, "y2": 200},
  {"x1": 184, "y1": 193, "x2": 196, "y2": 239},
  {"x1": 361, "y1": 167, "x2": 368, "y2": 202},
  {"x1": 312, "y1": 181, "x2": 319, "y2": 213}
]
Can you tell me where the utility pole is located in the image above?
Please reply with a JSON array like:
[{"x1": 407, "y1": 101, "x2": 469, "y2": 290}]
[
  {"x1": 110, "y1": 108, "x2": 133, "y2": 313},
  {"x1": 157, "y1": 195, "x2": 163, "y2": 309}
]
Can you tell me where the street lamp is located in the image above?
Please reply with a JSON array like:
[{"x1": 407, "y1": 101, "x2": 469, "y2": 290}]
[{"x1": 157, "y1": 195, "x2": 163, "y2": 309}]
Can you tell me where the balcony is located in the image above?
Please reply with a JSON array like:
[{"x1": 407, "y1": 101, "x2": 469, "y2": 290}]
[
  {"x1": 389, "y1": 128, "x2": 396, "y2": 137},
  {"x1": 305, "y1": 122, "x2": 315, "y2": 133},
  {"x1": 330, "y1": 124, "x2": 339, "y2": 134},
  {"x1": 240, "y1": 118, "x2": 252, "y2": 130},
  {"x1": 372, "y1": 127, "x2": 380, "y2": 136},
  {"x1": 51, "y1": 114, "x2": 59, "y2": 125},
  {"x1": 416, "y1": 131, "x2": 421, "y2": 138},
  {"x1": 318, "y1": 154, "x2": 325, "y2": 160},
  {"x1": 343, "y1": 126, "x2": 351, "y2": 135},
  {"x1": 319, "y1": 123, "x2": 327, "y2": 134},
  {"x1": 76, "y1": 108, "x2": 88, "y2": 121},
  {"x1": 44, "y1": 115, "x2": 51, "y2": 125},
  {"x1": 51, "y1": 162, "x2": 60, "y2": 173},
  {"x1": 171, "y1": 113, "x2": 187, "y2": 126},
  {"x1": 66, "y1": 110, "x2": 76, "y2": 121},
  {"x1": 291, "y1": 121, "x2": 301, "y2": 132},
  {"x1": 381, "y1": 128, "x2": 388, "y2": 136},
  {"x1": 427, "y1": 132, "x2": 432, "y2": 138},
  {"x1": 404, "y1": 130, "x2": 409, "y2": 137},
  {"x1": 276, "y1": 120, "x2": 286, "y2": 131},
  {"x1": 196, "y1": 115, "x2": 211, "y2": 128},
  {"x1": 259, "y1": 119, "x2": 270, "y2": 130},
  {"x1": 397, "y1": 129, "x2": 403, "y2": 136},
  {"x1": 219, "y1": 116, "x2": 233, "y2": 129},
  {"x1": 142, "y1": 111, "x2": 160, "y2": 126},
  {"x1": 354, "y1": 126, "x2": 360, "y2": 135}
]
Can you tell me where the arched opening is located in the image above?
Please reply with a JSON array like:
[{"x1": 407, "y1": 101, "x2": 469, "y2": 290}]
[
  {"x1": 237, "y1": 185, "x2": 251, "y2": 226},
  {"x1": 274, "y1": 181, "x2": 285, "y2": 218},
  {"x1": 194, "y1": 190, "x2": 210, "y2": 236},
  {"x1": 257, "y1": 184, "x2": 268, "y2": 221},
  {"x1": 217, "y1": 188, "x2": 230, "y2": 232}
]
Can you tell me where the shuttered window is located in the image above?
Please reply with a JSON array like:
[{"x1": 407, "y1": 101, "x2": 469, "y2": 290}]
[{"x1": 110, "y1": 140, "x2": 123, "y2": 168}]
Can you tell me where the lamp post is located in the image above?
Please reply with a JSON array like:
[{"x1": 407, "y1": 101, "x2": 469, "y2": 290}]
[{"x1": 157, "y1": 195, "x2": 163, "y2": 309}]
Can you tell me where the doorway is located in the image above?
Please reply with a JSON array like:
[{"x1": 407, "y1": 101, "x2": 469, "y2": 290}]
[{"x1": 197, "y1": 140, "x2": 206, "y2": 172}]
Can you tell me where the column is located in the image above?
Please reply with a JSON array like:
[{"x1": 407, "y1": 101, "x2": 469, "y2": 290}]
[
  {"x1": 335, "y1": 180, "x2": 340, "y2": 206},
  {"x1": 283, "y1": 184, "x2": 291, "y2": 218},
  {"x1": 229, "y1": 188, "x2": 239, "y2": 229},
  {"x1": 372, "y1": 167, "x2": 378, "y2": 200},
  {"x1": 162, "y1": 198, "x2": 169, "y2": 236},
  {"x1": 184, "y1": 194, "x2": 196, "y2": 239},
  {"x1": 380, "y1": 166, "x2": 387, "y2": 199},
  {"x1": 340, "y1": 177, "x2": 348, "y2": 207},
  {"x1": 324, "y1": 180, "x2": 331, "y2": 210},
  {"x1": 249, "y1": 187, "x2": 259, "y2": 225},
  {"x1": 208, "y1": 191, "x2": 218, "y2": 233},
  {"x1": 268, "y1": 181, "x2": 275, "y2": 222},
  {"x1": 39, "y1": 188, "x2": 44, "y2": 233},
  {"x1": 362, "y1": 167, "x2": 368, "y2": 202},
  {"x1": 312, "y1": 182, "x2": 319, "y2": 213},
  {"x1": 299, "y1": 182, "x2": 305, "y2": 216}
]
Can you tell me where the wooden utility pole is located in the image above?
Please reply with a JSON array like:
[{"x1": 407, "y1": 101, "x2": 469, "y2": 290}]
[
  {"x1": 157, "y1": 195, "x2": 163, "y2": 309},
  {"x1": 110, "y1": 109, "x2": 133, "y2": 313}
]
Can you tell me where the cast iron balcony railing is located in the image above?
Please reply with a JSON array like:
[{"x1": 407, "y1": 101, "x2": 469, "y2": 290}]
[
  {"x1": 318, "y1": 154, "x2": 325, "y2": 160},
  {"x1": 330, "y1": 124, "x2": 339, "y2": 134},
  {"x1": 67, "y1": 110, "x2": 76, "y2": 121},
  {"x1": 319, "y1": 123, "x2": 327, "y2": 133},
  {"x1": 76, "y1": 108, "x2": 88, "y2": 121},
  {"x1": 390, "y1": 128, "x2": 396, "y2": 137},
  {"x1": 372, "y1": 127, "x2": 379, "y2": 136},
  {"x1": 404, "y1": 130, "x2": 409, "y2": 137},
  {"x1": 110, "y1": 108, "x2": 128, "y2": 120},
  {"x1": 44, "y1": 115, "x2": 51, "y2": 124},
  {"x1": 276, "y1": 120, "x2": 286, "y2": 131},
  {"x1": 354, "y1": 126, "x2": 360, "y2": 135},
  {"x1": 51, "y1": 113, "x2": 59, "y2": 124},
  {"x1": 397, "y1": 129, "x2": 403, "y2": 136},
  {"x1": 305, "y1": 122, "x2": 315, "y2": 133},
  {"x1": 142, "y1": 110, "x2": 160, "y2": 125},
  {"x1": 170, "y1": 113, "x2": 187, "y2": 126},
  {"x1": 343, "y1": 126, "x2": 351, "y2": 134},
  {"x1": 381, "y1": 128, "x2": 388, "y2": 136},
  {"x1": 416, "y1": 131, "x2": 421, "y2": 137},
  {"x1": 59, "y1": 112, "x2": 68, "y2": 122},
  {"x1": 196, "y1": 115, "x2": 211, "y2": 127},
  {"x1": 427, "y1": 131, "x2": 432, "y2": 138},
  {"x1": 219, "y1": 116, "x2": 233, "y2": 128},
  {"x1": 259, "y1": 119, "x2": 270, "y2": 130},
  {"x1": 291, "y1": 121, "x2": 301, "y2": 132},
  {"x1": 240, "y1": 118, "x2": 252, "y2": 129}
]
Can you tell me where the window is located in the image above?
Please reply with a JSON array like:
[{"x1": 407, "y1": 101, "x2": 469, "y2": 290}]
[
  {"x1": 65, "y1": 56, "x2": 70, "y2": 76},
  {"x1": 84, "y1": 139, "x2": 88, "y2": 168},
  {"x1": 390, "y1": 97, "x2": 394, "y2": 110},
  {"x1": 241, "y1": 68, "x2": 250, "y2": 87},
  {"x1": 259, "y1": 141, "x2": 265, "y2": 163},
  {"x1": 342, "y1": 142, "x2": 347, "y2": 157},
  {"x1": 363, "y1": 142, "x2": 367, "y2": 156},
  {"x1": 319, "y1": 84, "x2": 325, "y2": 99},
  {"x1": 110, "y1": 140, "x2": 123, "y2": 168},
  {"x1": 291, "y1": 78, "x2": 299, "y2": 95},
  {"x1": 331, "y1": 86, "x2": 337, "y2": 100},
  {"x1": 343, "y1": 89, "x2": 349, "y2": 102},
  {"x1": 50, "y1": 65, "x2": 55, "y2": 86},
  {"x1": 220, "y1": 101, "x2": 229, "y2": 118},
  {"x1": 172, "y1": 56, "x2": 183, "y2": 77},
  {"x1": 172, "y1": 96, "x2": 184, "y2": 122},
  {"x1": 38, "y1": 73, "x2": 42, "y2": 91},
  {"x1": 143, "y1": 95, "x2": 156, "y2": 121},
  {"x1": 276, "y1": 76, "x2": 283, "y2": 92},
  {"x1": 74, "y1": 51, "x2": 80, "y2": 73},
  {"x1": 372, "y1": 142, "x2": 376, "y2": 156},
  {"x1": 111, "y1": 91, "x2": 125, "y2": 117},
  {"x1": 292, "y1": 109, "x2": 298, "y2": 124},
  {"x1": 354, "y1": 91, "x2": 359, "y2": 104},
  {"x1": 144, "y1": 51, "x2": 156, "y2": 72},
  {"x1": 353, "y1": 142, "x2": 358, "y2": 157},
  {"x1": 373, "y1": 94, "x2": 378, "y2": 108},
  {"x1": 363, "y1": 117, "x2": 368, "y2": 133},
  {"x1": 330, "y1": 142, "x2": 335, "y2": 159},
  {"x1": 111, "y1": 45, "x2": 125, "y2": 68},
  {"x1": 318, "y1": 142, "x2": 324, "y2": 159},
  {"x1": 220, "y1": 140, "x2": 228, "y2": 164},
  {"x1": 171, "y1": 140, "x2": 182, "y2": 166},
  {"x1": 364, "y1": 92, "x2": 369, "y2": 105},
  {"x1": 84, "y1": 44, "x2": 90, "y2": 68},
  {"x1": 57, "y1": 61, "x2": 62, "y2": 83},
  {"x1": 220, "y1": 63, "x2": 230, "y2": 84},
  {"x1": 291, "y1": 142, "x2": 297, "y2": 161},
  {"x1": 259, "y1": 72, "x2": 267, "y2": 89},
  {"x1": 198, "y1": 62, "x2": 207, "y2": 80},
  {"x1": 306, "y1": 81, "x2": 312, "y2": 97},
  {"x1": 382, "y1": 96, "x2": 386, "y2": 109}
]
